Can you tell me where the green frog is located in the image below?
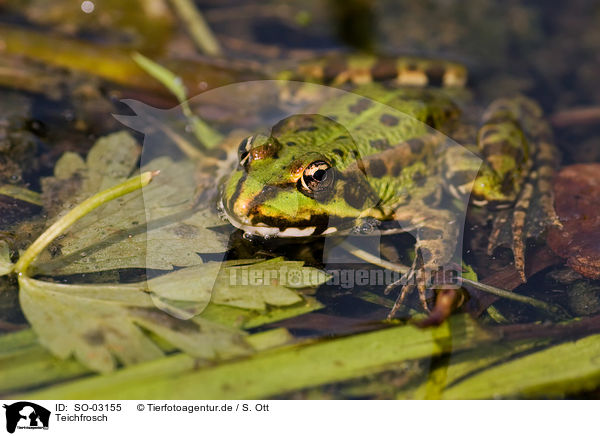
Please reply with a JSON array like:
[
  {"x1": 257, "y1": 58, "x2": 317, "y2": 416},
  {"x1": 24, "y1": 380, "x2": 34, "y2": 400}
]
[{"x1": 210, "y1": 55, "x2": 560, "y2": 315}]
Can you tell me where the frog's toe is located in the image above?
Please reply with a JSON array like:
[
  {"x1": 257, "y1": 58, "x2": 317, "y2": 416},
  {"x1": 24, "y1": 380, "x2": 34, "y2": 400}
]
[
  {"x1": 385, "y1": 281, "x2": 415, "y2": 320},
  {"x1": 384, "y1": 248, "x2": 437, "y2": 318}
]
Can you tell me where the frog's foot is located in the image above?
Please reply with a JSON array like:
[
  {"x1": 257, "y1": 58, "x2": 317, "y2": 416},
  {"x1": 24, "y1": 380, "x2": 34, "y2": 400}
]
[
  {"x1": 384, "y1": 248, "x2": 462, "y2": 320},
  {"x1": 384, "y1": 248, "x2": 431, "y2": 319},
  {"x1": 487, "y1": 182, "x2": 534, "y2": 282},
  {"x1": 479, "y1": 96, "x2": 561, "y2": 282},
  {"x1": 385, "y1": 204, "x2": 461, "y2": 318},
  {"x1": 486, "y1": 139, "x2": 562, "y2": 282}
]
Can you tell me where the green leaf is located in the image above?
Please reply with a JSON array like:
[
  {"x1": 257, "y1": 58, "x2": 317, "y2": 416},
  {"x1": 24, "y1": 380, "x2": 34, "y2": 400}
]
[
  {"x1": 200, "y1": 296, "x2": 324, "y2": 329},
  {"x1": 442, "y1": 334, "x2": 600, "y2": 399},
  {"x1": 19, "y1": 256, "x2": 326, "y2": 372},
  {"x1": 34, "y1": 131, "x2": 229, "y2": 275},
  {"x1": 397, "y1": 340, "x2": 543, "y2": 399},
  {"x1": 210, "y1": 258, "x2": 330, "y2": 311},
  {"x1": 19, "y1": 275, "x2": 162, "y2": 373},
  {"x1": 147, "y1": 258, "x2": 327, "y2": 319},
  {"x1": 18, "y1": 275, "x2": 251, "y2": 373}
]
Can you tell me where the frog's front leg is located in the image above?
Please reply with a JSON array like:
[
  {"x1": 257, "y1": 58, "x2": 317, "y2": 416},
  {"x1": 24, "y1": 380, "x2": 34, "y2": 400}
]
[{"x1": 385, "y1": 203, "x2": 460, "y2": 318}]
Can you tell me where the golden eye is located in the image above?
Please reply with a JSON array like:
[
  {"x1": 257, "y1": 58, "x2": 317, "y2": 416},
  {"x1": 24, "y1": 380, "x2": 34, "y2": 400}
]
[{"x1": 300, "y1": 161, "x2": 334, "y2": 193}]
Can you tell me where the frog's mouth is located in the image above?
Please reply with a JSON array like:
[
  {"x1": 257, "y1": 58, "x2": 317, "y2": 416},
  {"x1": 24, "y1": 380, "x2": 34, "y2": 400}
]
[{"x1": 218, "y1": 198, "x2": 339, "y2": 238}]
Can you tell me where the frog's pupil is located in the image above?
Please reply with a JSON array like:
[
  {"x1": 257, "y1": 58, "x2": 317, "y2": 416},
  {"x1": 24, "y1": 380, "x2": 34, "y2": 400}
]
[{"x1": 314, "y1": 169, "x2": 326, "y2": 181}]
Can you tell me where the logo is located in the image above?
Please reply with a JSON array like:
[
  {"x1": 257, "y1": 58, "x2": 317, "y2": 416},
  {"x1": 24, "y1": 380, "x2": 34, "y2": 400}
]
[{"x1": 3, "y1": 402, "x2": 50, "y2": 434}]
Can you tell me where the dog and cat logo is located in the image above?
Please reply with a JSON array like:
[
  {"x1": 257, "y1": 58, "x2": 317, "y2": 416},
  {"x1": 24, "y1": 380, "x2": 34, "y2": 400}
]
[{"x1": 3, "y1": 402, "x2": 50, "y2": 433}]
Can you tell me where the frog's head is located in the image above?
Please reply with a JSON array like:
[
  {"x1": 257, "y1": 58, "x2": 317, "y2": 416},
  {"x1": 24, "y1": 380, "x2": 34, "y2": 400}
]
[{"x1": 220, "y1": 114, "x2": 380, "y2": 238}]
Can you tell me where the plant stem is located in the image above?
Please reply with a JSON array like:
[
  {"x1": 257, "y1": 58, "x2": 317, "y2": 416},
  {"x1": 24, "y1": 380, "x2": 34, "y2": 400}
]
[
  {"x1": 460, "y1": 278, "x2": 569, "y2": 320},
  {"x1": 168, "y1": 0, "x2": 223, "y2": 56},
  {"x1": 14, "y1": 171, "x2": 158, "y2": 276},
  {"x1": 132, "y1": 52, "x2": 224, "y2": 149},
  {"x1": 340, "y1": 241, "x2": 409, "y2": 274}
]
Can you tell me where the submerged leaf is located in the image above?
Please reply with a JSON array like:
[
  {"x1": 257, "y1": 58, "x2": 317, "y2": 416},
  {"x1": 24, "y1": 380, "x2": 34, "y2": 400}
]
[
  {"x1": 34, "y1": 131, "x2": 229, "y2": 275},
  {"x1": 19, "y1": 275, "x2": 162, "y2": 373},
  {"x1": 211, "y1": 258, "x2": 331, "y2": 311},
  {"x1": 148, "y1": 258, "x2": 328, "y2": 317},
  {"x1": 19, "y1": 257, "x2": 324, "y2": 372},
  {"x1": 18, "y1": 275, "x2": 251, "y2": 373}
]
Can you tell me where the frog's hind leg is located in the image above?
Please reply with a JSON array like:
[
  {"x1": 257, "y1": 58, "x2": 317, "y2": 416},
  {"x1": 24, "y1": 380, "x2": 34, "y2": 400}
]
[
  {"x1": 284, "y1": 54, "x2": 468, "y2": 88},
  {"x1": 477, "y1": 96, "x2": 560, "y2": 281},
  {"x1": 385, "y1": 203, "x2": 460, "y2": 318}
]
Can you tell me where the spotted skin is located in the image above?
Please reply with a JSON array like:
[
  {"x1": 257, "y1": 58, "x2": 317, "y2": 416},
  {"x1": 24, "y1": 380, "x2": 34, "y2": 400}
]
[
  {"x1": 478, "y1": 97, "x2": 561, "y2": 280},
  {"x1": 214, "y1": 57, "x2": 559, "y2": 316},
  {"x1": 285, "y1": 54, "x2": 468, "y2": 88}
]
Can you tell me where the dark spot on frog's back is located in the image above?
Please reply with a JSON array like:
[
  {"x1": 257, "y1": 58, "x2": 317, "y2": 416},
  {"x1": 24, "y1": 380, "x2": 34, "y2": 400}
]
[
  {"x1": 369, "y1": 138, "x2": 390, "y2": 150},
  {"x1": 482, "y1": 140, "x2": 524, "y2": 161},
  {"x1": 343, "y1": 181, "x2": 367, "y2": 209},
  {"x1": 368, "y1": 159, "x2": 387, "y2": 178},
  {"x1": 380, "y1": 114, "x2": 399, "y2": 126},
  {"x1": 272, "y1": 114, "x2": 318, "y2": 135},
  {"x1": 413, "y1": 169, "x2": 427, "y2": 186},
  {"x1": 286, "y1": 141, "x2": 296, "y2": 146},
  {"x1": 349, "y1": 98, "x2": 373, "y2": 114},
  {"x1": 407, "y1": 138, "x2": 425, "y2": 154},
  {"x1": 391, "y1": 159, "x2": 404, "y2": 177}
]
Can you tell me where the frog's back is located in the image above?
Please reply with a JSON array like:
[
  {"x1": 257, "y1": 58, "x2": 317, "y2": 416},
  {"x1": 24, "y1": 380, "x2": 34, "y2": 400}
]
[{"x1": 290, "y1": 84, "x2": 461, "y2": 162}]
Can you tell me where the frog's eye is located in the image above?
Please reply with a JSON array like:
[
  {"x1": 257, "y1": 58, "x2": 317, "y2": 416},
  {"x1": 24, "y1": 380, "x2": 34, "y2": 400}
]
[{"x1": 300, "y1": 161, "x2": 335, "y2": 195}]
